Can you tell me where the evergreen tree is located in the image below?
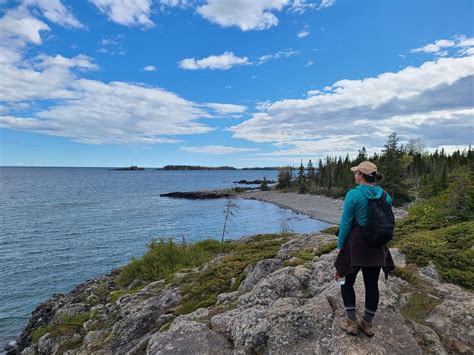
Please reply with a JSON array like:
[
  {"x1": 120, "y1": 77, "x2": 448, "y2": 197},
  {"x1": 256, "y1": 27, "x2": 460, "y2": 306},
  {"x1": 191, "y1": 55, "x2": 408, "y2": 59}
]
[
  {"x1": 276, "y1": 167, "x2": 293, "y2": 189},
  {"x1": 306, "y1": 159, "x2": 315, "y2": 181},
  {"x1": 356, "y1": 146, "x2": 368, "y2": 163},
  {"x1": 380, "y1": 132, "x2": 410, "y2": 204},
  {"x1": 297, "y1": 160, "x2": 307, "y2": 193}
]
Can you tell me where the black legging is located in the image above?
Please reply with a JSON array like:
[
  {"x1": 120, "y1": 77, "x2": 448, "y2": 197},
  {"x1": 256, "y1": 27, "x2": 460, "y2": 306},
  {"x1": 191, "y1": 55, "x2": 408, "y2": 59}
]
[{"x1": 341, "y1": 266, "x2": 381, "y2": 312}]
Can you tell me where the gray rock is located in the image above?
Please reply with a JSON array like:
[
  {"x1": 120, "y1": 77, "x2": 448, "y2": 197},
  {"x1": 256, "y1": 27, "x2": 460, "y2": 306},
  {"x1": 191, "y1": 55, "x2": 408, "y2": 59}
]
[
  {"x1": 238, "y1": 258, "x2": 283, "y2": 294},
  {"x1": 83, "y1": 330, "x2": 109, "y2": 348},
  {"x1": 426, "y1": 296, "x2": 474, "y2": 353},
  {"x1": 146, "y1": 320, "x2": 233, "y2": 354},
  {"x1": 276, "y1": 233, "x2": 336, "y2": 260},
  {"x1": 20, "y1": 347, "x2": 36, "y2": 355},
  {"x1": 419, "y1": 261, "x2": 441, "y2": 283},
  {"x1": 238, "y1": 265, "x2": 311, "y2": 306},
  {"x1": 408, "y1": 320, "x2": 447, "y2": 354},
  {"x1": 107, "y1": 287, "x2": 181, "y2": 352},
  {"x1": 217, "y1": 291, "x2": 239, "y2": 305},
  {"x1": 211, "y1": 306, "x2": 270, "y2": 353},
  {"x1": 390, "y1": 248, "x2": 406, "y2": 268},
  {"x1": 308, "y1": 251, "x2": 339, "y2": 297},
  {"x1": 211, "y1": 252, "x2": 424, "y2": 355}
]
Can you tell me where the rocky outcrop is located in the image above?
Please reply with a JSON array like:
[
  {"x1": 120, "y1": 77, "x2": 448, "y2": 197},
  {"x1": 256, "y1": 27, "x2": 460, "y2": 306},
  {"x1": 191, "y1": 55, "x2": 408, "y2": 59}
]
[
  {"x1": 160, "y1": 188, "x2": 253, "y2": 199},
  {"x1": 10, "y1": 232, "x2": 474, "y2": 355}
]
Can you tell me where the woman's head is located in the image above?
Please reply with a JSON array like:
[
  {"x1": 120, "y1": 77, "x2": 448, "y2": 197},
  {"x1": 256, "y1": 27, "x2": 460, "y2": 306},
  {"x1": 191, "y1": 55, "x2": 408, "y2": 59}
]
[{"x1": 351, "y1": 161, "x2": 383, "y2": 185}]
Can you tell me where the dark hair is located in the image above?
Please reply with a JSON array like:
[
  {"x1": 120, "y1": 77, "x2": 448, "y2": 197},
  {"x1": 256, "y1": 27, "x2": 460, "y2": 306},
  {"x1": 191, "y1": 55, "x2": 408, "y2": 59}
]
[{"x1": 361, "y1": 171, "x2": 383, "y2": 183}]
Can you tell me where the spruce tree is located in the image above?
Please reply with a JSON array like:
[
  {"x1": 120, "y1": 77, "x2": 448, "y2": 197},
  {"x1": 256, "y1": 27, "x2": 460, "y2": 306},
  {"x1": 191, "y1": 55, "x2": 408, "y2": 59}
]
[
  {"x1": 381, "y1": 132, "x2": 410, "y2": 204},
  {"x1": 306, "y1": 159, "x2": 315, "y2": 182}
]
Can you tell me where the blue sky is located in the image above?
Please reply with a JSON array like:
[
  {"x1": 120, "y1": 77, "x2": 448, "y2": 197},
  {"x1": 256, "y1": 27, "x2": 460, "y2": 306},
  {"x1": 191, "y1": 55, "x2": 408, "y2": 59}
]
[{"x1": 0, "y1": 0, "x2": 473, "y2": 167}]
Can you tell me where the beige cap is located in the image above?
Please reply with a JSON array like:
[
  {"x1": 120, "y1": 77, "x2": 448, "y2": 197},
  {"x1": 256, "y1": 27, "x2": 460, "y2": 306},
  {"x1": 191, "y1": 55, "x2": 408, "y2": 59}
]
[{"x1": 350, "y1": 161, "x2": 377, "y2": 175}]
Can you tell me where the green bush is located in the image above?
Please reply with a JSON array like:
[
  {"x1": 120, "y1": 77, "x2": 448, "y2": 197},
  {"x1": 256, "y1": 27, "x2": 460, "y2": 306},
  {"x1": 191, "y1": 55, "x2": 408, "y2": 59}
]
[
  {"x1": 117, "y1": 239, "x2": 234, "y2": 287},
  {"x1": 172, "y1": 233, "x2": 290, "y2": 315},
  {"x1": 31, "y1": 313, "x2": 90, "y2": 343},
  {"x1": 397, "y1": 222, "x2": 474, "y2": 289}
]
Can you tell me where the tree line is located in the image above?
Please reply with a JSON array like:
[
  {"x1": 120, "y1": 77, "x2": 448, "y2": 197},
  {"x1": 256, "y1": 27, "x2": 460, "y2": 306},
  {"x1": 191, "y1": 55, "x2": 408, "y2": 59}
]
[{"x1": 275, "y1": 132, "x2": 473, "y2": 206}]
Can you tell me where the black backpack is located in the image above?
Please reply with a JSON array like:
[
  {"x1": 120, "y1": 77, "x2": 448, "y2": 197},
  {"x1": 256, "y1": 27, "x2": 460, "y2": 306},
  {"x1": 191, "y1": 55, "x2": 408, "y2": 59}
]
[{"x1": 364, "y1": 191, "x2": 395, "y2": 246}]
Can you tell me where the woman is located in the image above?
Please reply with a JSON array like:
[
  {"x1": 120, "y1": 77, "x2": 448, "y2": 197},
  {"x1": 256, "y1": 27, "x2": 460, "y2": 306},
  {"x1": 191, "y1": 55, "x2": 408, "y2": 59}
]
[{"x1": 334, "y1": 161, "x2": 395, "y2": 337}]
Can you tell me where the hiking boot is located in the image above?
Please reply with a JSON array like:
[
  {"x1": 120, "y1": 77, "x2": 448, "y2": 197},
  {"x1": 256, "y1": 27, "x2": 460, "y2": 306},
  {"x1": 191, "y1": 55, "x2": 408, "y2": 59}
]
[
  {"x1": 340, "y1": 318, "x2": 359, "y2": 336},
  {"x1": 359, "y1": 318, "x2": 375, "y2": 337}
]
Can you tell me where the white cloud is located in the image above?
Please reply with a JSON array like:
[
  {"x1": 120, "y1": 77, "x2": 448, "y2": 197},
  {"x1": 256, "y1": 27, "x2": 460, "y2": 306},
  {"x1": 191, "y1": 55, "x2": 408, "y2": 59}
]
[
  {"x1": 23, "y1": 0, "x2": 84, "y2": 28},
  {"x1": 181, "y1": 145, "x2": 259, "y2": 154},
  {"x1": 288, "y1": 0, "x2": 318, "y2": 14},
  {"x1": 0, "y1": 53, "x2": 98, "y2": 101},
  {"x1": 179, "y1": 51, "x2": 250, "y2": 70},
  {"x1": 89, "y1": 0, "x2": 154, "y2": 27},
  {"x1": 297, "y1": 29, "x2": 309, "y2": 38},
  {"x1": 0, "y1": 80, "x2": 217, "y2": 144},
  {"x1": 204, "y1": 103, "x2": 247, "y2": 114},
  {"x1": 197, "y1": 0, "x2": 289, "y2": 31},
  {"x1": 258, "y1": 49, "x2": 299, "y2": 64},
  {"x1": 0, "y1": 2, "x2": 246, "y2": 145},
  {"x1": 411, "y1": 39, "x2": 455, "y2": 55},
  {"x1": 142, "y1": 65, "x2": 157, "y2": 71},
  {"x1": 158, "y1": 0, "x2": 193, "y2": 9},
  {"x1": 229, "y1": 55, "x2": 474, "y2": 153},
  {"x1": 305, "y1": 60, "x2": 314, "y2": 67},
  {"x1": 318, "y1": 0, "x2": 335, "y2": 10},
  {"x1": 0, "y1": 7, "x2": 50, "y2": 48},
  {"x1": 411, "y1": 35, "x2": 474, "y2": 57}
]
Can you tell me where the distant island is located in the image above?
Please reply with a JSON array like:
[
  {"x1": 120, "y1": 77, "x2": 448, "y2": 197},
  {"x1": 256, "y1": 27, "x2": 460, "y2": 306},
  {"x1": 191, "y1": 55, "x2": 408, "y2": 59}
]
[
  {"x1": 112, "y1": 166, "x2": 145, "y2": 171},
  {"x1": 158, "y1": 165, "x2": 281, "y2": 170}
]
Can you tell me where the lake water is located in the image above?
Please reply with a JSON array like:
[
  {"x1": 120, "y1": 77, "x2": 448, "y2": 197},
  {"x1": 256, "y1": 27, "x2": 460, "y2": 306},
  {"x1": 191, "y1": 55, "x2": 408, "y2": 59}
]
[{"x1": 0, "y1": 167, "x2": 330, "y2": 349}]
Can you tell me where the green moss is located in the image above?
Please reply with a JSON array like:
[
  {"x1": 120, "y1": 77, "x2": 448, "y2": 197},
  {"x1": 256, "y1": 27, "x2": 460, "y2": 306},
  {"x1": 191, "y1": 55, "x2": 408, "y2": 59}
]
[
  {"x1": 290, "y1": 249, "x2": 314, "y2": 261},
  {"x1": 159, "y1": 321, "x2": 172, "y2": 332},
  {"x1": 319, "y1": 226, "x2": 339, "y2": 235},
  {"x1": 400, "y1": 292, "x2": 441, "y2": 325},
  {"x1": 31, "y1": 313, "x2": 90, "y2": 344},
  {"x1": 31, "y1": 327, "x2": 49, "y2": 344},
  {"x1": 172, "y1": 233, "x2": 290, "y2": 315},
  {"x1": 314, "y1": 241, "x2": 338, "y2": 256},
  {"x1": 107, "y1": 283, "x2": 149, "y2": 304}
]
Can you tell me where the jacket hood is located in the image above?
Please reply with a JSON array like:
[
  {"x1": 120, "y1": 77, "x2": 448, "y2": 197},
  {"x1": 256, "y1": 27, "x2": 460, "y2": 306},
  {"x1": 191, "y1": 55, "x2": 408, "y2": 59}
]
[{"x1": 356, "y1": 184, "x2": 384, "y2": 199}]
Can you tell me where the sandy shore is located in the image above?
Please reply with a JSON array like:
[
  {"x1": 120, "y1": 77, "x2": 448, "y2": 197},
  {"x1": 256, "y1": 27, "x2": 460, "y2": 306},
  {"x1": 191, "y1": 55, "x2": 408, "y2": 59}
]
[{"x1": 240, "y1": 190, "x2": 343, "y2": 225}]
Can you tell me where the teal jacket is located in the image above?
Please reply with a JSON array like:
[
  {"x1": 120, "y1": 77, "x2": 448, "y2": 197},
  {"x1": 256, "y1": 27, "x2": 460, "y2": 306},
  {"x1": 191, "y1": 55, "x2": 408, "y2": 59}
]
[{"x1": 337, "y1": 185, "x2": 392, "y2": 249}]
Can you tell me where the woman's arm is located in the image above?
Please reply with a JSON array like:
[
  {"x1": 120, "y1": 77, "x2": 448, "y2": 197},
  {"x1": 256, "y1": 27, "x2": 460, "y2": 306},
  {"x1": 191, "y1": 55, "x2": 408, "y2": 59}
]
[{"x1": 337, "y1": 190, "x2": 357, "y2": 249}]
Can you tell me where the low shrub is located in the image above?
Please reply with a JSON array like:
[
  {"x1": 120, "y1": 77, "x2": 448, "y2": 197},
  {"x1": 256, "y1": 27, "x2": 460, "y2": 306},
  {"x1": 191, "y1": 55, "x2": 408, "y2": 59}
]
[
  {"x1": 314, "y1": 241, "x2": 338, "y2": 256},
  {"x1": 397, "y1": 222, "x2": 474, "y2": 289},
  {"x1": 116, "y1": 239, "x2": 234, "y2": 287},
  {"x1": 172, "y1": 233, "x2": 290, "y2": 315},
  {"x1": 31, "y1": 313, "x2": 90, "y2": 343}
]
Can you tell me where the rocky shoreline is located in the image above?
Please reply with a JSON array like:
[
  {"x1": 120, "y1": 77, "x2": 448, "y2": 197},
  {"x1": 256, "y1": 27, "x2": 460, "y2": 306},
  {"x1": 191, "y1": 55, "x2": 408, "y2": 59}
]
[{"x1": 8, "y1": 231, "x2": 474, "y2": 354}]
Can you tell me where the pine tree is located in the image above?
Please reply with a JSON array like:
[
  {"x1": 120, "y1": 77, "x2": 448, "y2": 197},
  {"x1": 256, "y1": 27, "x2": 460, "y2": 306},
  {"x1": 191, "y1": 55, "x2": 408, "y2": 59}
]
[
  {"x1": 381, "y1": 132, "x2": 410, "y2": 204},
  {"x1": 306, "y1": 159, "x2": 315, "y2": 182},
  {"x1": 356, "y1": 146, "x2": 368, "y2": 163},
  {"x1": 276, "y1": 166, "x2": 293, "y2": 189},
  {"x1": 297, "y1": 160, "x2": 307, "y2": 193}
]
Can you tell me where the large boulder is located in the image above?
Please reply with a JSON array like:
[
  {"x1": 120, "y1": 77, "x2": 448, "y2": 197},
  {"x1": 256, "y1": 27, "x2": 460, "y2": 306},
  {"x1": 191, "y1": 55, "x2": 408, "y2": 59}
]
[{"x1": 238, "y1": 258, "x2": 283, "y2": 294}]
